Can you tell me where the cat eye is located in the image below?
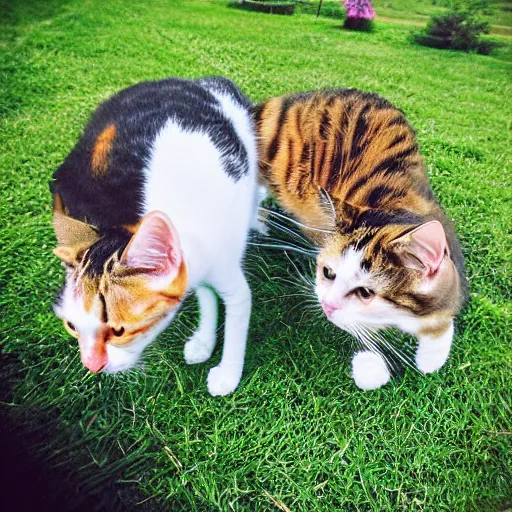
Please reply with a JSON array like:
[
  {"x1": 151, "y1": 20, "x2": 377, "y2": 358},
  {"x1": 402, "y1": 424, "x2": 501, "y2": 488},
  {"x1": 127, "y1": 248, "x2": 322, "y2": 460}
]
[
  {"x1": 64, "y1": 320, "x2": 78, "y2": 338},
  {"x1": 111, "y1": 326, "x2": 125, "y2": 337},
  {"x1": 355, "y1": 287, "x2": 375, "y2": 302},
  {"x1": 323, "y1": 266, "x2": 336, "y2": 280}
]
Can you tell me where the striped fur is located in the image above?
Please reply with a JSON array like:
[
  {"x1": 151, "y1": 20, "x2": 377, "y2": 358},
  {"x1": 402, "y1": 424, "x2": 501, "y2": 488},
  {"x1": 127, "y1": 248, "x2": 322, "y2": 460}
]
[{"x1": 254, "y1": 89, "x2": 467, "y2": 387}]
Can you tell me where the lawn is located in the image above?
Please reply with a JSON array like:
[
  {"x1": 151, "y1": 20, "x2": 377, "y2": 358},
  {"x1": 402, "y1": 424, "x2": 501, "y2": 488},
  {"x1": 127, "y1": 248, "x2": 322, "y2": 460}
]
[{"x1": 1, "y1": 0, "x2": 511, "y2": 510}]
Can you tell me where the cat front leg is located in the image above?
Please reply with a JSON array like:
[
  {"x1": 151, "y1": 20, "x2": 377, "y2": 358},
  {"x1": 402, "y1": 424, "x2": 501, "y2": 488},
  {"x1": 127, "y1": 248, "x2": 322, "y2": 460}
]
[
  {"x1": 415, "y1": 320, "x2": 454, "y2": 374},
  {"x1": 207, "y1": 268, "x2": 251, "y2": 396},
  {"x1": 184, "y1": 286, "x2": 218, "y2": 365},
  {"x1": 351, "y1": 350, "x2": 391, "y2": 390}
]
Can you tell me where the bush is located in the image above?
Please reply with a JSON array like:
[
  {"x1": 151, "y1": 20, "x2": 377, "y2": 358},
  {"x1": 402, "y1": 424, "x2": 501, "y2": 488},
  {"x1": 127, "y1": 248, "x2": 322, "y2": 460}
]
[
  {"x1": 343, "y1": 17, "x2": 374, "y2": 31},
  {"x1": 234, "y1": 0, "x2": 295, "y2": 15},
  {"x1": 414, "y1": 6, "x2": 499, "y2": 54},
  {"x1": 343, "y1": 0, "x2": 375, "y2": 32}
]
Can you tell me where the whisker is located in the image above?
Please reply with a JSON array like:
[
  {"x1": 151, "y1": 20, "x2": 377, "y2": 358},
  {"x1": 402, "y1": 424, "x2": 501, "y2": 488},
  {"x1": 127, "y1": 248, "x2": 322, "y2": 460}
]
[
  {"x1": 264, "y1": 217, "x2": 315, "y2": 246},
  {"x1": 259, "y1": 207, "x2": 335, "y2": 234},
  {"x1": 364, "y1": 327, "x2": 419, "y2": 374},
  {"x1": 350, "y1": 324, "x2": 396, "y2": 373},
  {"x1": 319, "y1": 187, "x2": 336, "y2": 222},
  {"x1": 247, "y1": 240, "x2": 317, "y2": 257},
  {"x1": 284, "y1": 252, "x2": 316, "y2": 288}
]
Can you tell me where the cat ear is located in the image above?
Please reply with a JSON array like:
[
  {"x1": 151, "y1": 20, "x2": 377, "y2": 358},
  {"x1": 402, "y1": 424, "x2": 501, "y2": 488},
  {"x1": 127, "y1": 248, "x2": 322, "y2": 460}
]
[
  {"x1": 52, "y1": 192, "x2": 100, "y2": 265},
  {"x1": 391, "y1": 221, "x2": 447, "y2": 276},
  {"x1": 53, "y1": 245, "x2": 88, "y2": 266},
  {"x1": 120, "y1": 211, "x2": 182, "y2": 275}
]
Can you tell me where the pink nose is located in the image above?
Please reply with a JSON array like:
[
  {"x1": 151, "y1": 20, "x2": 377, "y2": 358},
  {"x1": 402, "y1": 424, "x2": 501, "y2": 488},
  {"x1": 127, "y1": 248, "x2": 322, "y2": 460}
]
[
  {"x1": 81, "y1": 354, "x2": 107, "y2": 374},
  {"x1": 321, "y1": 301, "x2": 337, "y2": 317}
]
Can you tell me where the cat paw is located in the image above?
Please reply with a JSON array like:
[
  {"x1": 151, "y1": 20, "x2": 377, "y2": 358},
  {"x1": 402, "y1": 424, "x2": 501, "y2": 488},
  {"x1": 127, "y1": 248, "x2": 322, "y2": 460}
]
[
  {"x1": 415, "y1": 348, "x2": 449, "y2": 374},
  {"x1": 184, "y1": 334, "x2": 215, "y2": 365},
  {"x1": 207, "y1": 365, "x2": 241, "y2": 396},
  {"x1": 351, "y1": 351, "x2": 391, "y2": 390}
]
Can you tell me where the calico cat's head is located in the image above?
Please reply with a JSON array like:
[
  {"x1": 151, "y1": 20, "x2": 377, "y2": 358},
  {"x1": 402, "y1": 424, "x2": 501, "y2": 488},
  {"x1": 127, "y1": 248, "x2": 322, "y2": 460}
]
[
  {"x1": 315, "y1": 213, "x2": 464, "y2": 339},
  {"x1": 52, "y1": 200, "x2": 188, "y2": 374}
]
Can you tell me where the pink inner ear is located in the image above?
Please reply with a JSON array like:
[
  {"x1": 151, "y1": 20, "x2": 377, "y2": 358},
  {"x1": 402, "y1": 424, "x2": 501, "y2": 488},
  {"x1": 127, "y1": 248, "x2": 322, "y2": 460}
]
[
  {"x1": 406, "y1": 221, "x2": 447, "y2": 275},
  {"x1": 121, "y1": 211, "x2": 182, "y2": 274}
]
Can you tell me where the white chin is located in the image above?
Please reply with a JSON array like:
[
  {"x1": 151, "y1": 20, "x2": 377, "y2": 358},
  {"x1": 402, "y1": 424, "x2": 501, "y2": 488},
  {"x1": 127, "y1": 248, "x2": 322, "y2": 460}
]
[
  {"x1": 102, "y1": 361, "x2": 137, "y2": 374},
  {"x1": 103, "y1": 346, "x2": 141, "y2": 373}
]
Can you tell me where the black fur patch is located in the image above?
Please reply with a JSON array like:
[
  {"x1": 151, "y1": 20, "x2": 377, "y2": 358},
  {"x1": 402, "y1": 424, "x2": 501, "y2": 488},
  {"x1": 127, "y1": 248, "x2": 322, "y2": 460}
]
[
  {"x1": 267, "y1": 96, "x2": 295, "y2": 162},
  {"x1": 367, "y1": 185, "x2": 406, "y2": 208},
  {"x1": 285, "y1": 139, "x2": 294, "y2": 188},
  {"x1": 350, "y1": 104, "x2": 371, "y2": 160},
  {"x1": 51, "y1": 77, "x2": 252, "y2": 232},
  {"x1": 83, "y1": 228, "x2": 132, "y2": 277},
  {"x1": 344, "y1": 175, "x2": 369, "y2": 201},
  {"x1": 326, "y1": 138, "x2": 343, "y2": 191},
  {"x1": 319, "y1": 110, "x2": 331, "y2": 139},
  {"x1": 357, "y1": 209, "x2": 423, "y2": 229}
]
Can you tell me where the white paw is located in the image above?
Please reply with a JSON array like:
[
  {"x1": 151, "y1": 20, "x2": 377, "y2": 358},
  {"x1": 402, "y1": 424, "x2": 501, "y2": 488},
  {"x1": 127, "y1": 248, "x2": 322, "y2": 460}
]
[
  {"x1": 351, "y1": 351, "x2": 391, "y2": 390},
  {"x1": 415, "y1": 347, "x2": 449, "y2": 374},
  {"x1": 207, "y1": 365, "x2": 241, "y2": 396},
  {"x1": 184, "y1": 334, "x2": 215, "y2": 365}
]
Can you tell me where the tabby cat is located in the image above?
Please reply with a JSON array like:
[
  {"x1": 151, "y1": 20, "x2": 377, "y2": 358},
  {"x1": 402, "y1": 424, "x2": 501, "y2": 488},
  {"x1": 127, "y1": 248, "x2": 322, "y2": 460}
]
[
  {"x1": 254, "y1": 89, "x2": 466, "y2": 390},
  {"x1": 51, "y1": 76, "x2": 258, "y2": 396}
]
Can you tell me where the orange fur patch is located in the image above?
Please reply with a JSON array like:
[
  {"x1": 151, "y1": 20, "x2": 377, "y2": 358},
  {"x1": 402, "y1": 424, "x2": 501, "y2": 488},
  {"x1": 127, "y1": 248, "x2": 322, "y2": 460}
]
[
  {"x1": 91, "y1": 124, "x2": 116, "y2": 176},
  {"x1": 121, "y1": 222, "x2": 140, "y2": 234}
]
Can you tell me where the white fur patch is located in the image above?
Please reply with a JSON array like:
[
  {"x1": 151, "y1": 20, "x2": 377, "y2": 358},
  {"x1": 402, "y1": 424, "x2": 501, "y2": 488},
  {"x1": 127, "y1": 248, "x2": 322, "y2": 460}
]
[
  {"x1": 351, "y1": 351, "x2": 391, "y2": 390},
  {"x1": 415, "y1": 320, "x2": 454, "y2": 373},
  {"x1": 55, "y1": 91, "x2": 257, "y2": 394},
  {"x1": 54, "y1": 274, "x2": 101, "y2": 340},
  {"x1": 207, "y1": 364, "x2": 243, "y2": 396}
]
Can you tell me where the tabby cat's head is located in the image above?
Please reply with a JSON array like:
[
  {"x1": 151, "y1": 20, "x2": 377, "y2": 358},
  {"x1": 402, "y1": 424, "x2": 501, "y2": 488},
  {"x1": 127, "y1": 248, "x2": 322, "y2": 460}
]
[
  {"x1": 52, "y1": 204, "x2": 188, "y2": 374},
  {"x1": 315, "y1": 218, "x2": 463, "y2": 338}
]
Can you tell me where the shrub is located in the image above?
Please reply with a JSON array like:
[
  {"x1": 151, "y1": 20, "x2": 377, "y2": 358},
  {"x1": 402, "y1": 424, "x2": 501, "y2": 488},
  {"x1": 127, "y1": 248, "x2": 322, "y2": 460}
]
[
  {"x1": 414, "y1": 5, "x2": 499, "y2": 54},
  {"x1": 342, "y1": 0, "x2": 375, "y2": 32},
  {"x1": 234, "y1": 0, "x2": 295, "y2": 16}
]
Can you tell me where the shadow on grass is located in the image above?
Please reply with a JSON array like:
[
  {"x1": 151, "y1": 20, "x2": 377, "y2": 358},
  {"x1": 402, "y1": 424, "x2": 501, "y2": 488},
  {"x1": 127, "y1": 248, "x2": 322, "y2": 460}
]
[
  {"x1": 1, "y1": 0, "x2": 71, "y2": 26},
  {"x1": 0, "y1": 350, "x2": 163, "y2": 512}
]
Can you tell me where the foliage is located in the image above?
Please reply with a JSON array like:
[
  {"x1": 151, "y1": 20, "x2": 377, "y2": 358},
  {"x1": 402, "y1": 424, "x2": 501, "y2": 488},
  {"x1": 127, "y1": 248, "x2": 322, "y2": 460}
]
[
  {"x1": 344, "y1": 0, "x2": 375, "y2": 19},
  {"x1": 414, "y1": 4, "x2": 500, "y2": 53},
  {"x1": 343, "y1": 0, "x2": 375, "y2": 30},
  {"x1": 234, "y1": 0, "x2": 295, "y2": 16}
]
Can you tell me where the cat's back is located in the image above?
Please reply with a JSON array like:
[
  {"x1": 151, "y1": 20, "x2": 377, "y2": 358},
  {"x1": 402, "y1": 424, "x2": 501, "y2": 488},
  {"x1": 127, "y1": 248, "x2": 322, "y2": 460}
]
[
  {"x1": 52, "y1": 77, "x2": 255, "y2": 231},
  {"x1": 254, "y1": 89, "x2": 435, "y2": 217}
]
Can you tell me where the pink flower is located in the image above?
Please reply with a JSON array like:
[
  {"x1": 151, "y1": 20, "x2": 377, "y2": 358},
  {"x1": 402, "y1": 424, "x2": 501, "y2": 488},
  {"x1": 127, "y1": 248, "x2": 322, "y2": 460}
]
[{"x1": 343, "y1": 0, "x2": 375, "y2": 20}]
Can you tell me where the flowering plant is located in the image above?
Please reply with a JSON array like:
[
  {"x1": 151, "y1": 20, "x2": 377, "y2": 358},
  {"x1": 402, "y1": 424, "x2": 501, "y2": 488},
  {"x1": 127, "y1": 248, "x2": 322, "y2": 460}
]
[{"x1": 343, "y1": 0, "x2": 375, "y2": 20}]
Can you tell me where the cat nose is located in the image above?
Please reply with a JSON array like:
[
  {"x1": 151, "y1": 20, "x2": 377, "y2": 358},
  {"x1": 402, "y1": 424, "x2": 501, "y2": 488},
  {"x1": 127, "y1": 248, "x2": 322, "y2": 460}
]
[
  {"x1": 321, "y1": 301, "x2": 337, "y2": 317},
  {"x1": 79, "y1": 335, "x2": 107, "y2": 373},
  {"x1": 82, "y1": 354, "x2": 107, "y2": 374}
]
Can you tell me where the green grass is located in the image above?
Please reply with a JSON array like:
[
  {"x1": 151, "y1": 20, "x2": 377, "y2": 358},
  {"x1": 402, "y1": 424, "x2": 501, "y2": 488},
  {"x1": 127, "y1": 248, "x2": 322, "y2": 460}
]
[
  {"x1": 308, "y1": 0, "x2": 512, "y2": 36},
  {"x1": 1, "y1": 0, "x2": 511, "y2": 510},
  {"x1": 373, "y1": 0, "x2": 512, "y2": 26}
]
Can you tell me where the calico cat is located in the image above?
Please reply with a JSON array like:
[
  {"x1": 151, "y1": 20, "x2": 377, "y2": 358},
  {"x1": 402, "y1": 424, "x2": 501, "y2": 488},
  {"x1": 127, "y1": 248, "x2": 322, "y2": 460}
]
[
  {"x1": 51, "y1": 76, "x2": 258, "y2": 396},
  {"x1": 254, "y1": 89, "x2": 467, "y2": 390}
]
